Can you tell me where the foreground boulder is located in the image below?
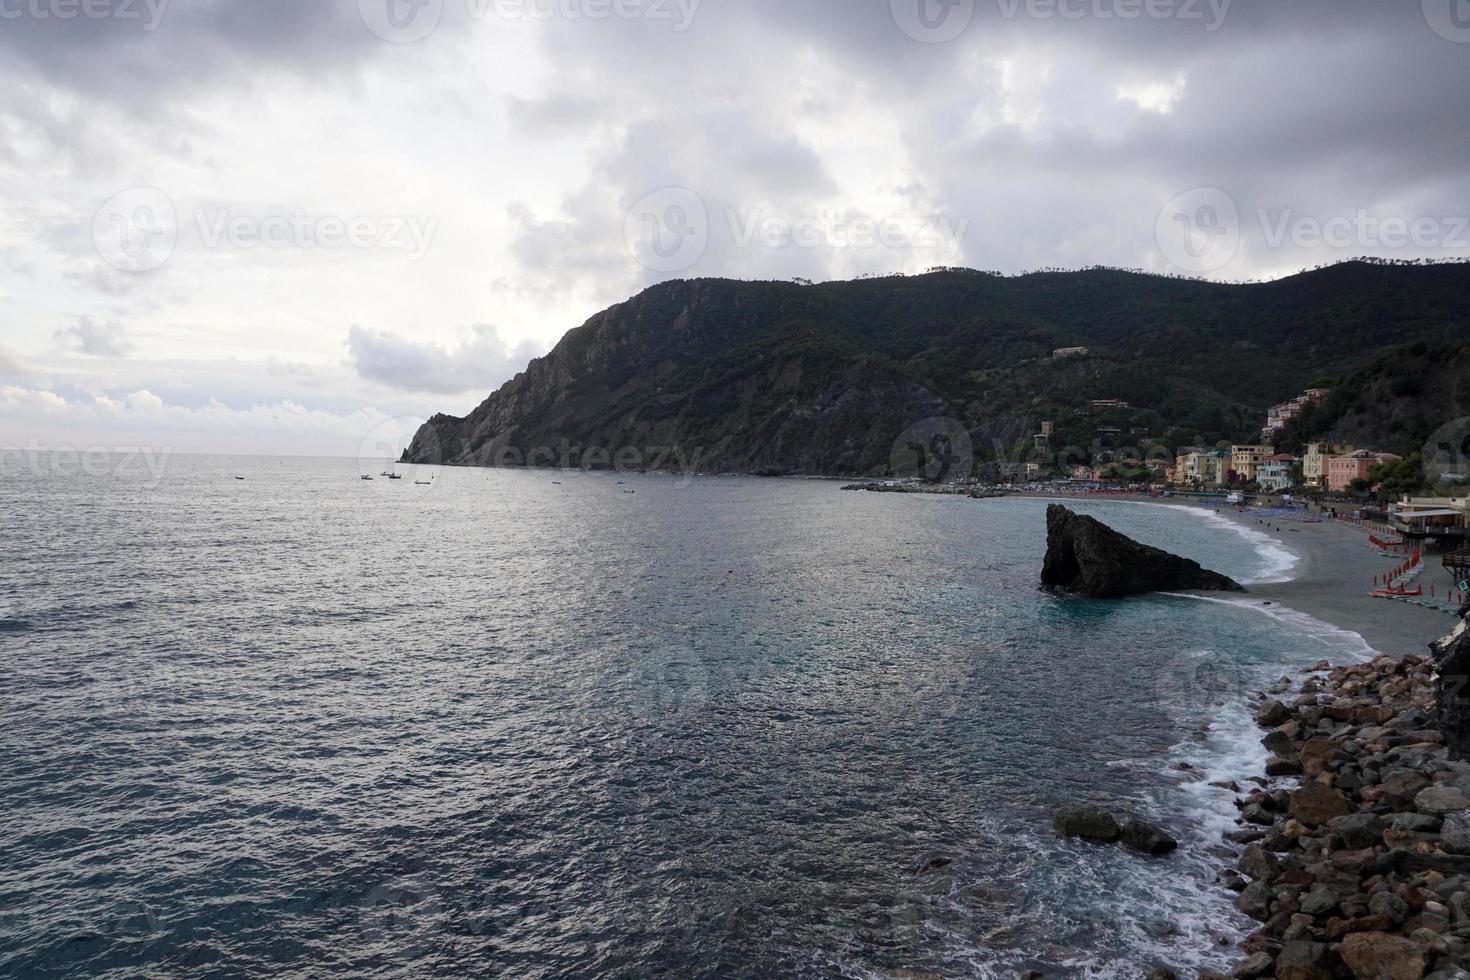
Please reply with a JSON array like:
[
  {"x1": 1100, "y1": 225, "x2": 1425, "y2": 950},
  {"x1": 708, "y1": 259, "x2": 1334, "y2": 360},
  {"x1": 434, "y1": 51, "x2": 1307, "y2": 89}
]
[
  {"x1": 1053, "y1": 804, "x2": 1120, "y2": 842},
  {"x1": 1041, "y1": 505, "x2": 1246, "y2": 598},
  {"x1": 1432, "y1": 613, "x2": 1470, "y2": 760}
]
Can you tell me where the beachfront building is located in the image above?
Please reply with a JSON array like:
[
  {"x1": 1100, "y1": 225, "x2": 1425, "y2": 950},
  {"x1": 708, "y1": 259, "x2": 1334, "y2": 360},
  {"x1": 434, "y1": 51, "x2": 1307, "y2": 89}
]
[
  {"x1": 1230, "y1": 444, "x2": 1275, "y2": 484},
  {"x1": 1090, "y1": 399, "x2": 1129, "y2": 411},
  {"x1": 1257, "y1": 454, "x2": 1299, "y2": 493},
  {"x1": 1326, "y1": 450, "x2": 1403, "y2": 493},
  {"x1": 1304, "y1": 442, "x2": 1353, "y2": 488},
  {"x1": 1173, "y1": 449, "x2": 1231, "y2": 488},
  {"x1": 1390, "y1": 496, "x2": 1470, "y2": 539},
  {"x1": 1053, "y1": 347, "x2": 1089, "y2": 359}
]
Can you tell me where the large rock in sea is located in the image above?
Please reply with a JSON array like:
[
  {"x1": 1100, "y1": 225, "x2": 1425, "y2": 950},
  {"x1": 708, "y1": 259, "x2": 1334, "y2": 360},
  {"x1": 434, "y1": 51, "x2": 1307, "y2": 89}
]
[
  {"x1": 1041, "y1": 505, "x2": 1246, "y2": 599},
  {"x1": 1432, "y1": 613, "x2": 1470, "y2": 760}
]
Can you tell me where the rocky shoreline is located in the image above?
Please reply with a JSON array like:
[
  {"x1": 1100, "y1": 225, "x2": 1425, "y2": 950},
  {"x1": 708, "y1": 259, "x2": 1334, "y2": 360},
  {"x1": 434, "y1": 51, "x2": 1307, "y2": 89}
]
[{"x1": 1203, "y1": 613, "x2": 1470, "y2": 979}]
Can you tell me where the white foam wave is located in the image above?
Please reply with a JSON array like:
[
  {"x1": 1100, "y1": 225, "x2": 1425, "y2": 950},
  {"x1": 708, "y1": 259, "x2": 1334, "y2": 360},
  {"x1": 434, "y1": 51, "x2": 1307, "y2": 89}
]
[{"x1": 1156, "y1": 504, "x2": 1301, "y2": 585}]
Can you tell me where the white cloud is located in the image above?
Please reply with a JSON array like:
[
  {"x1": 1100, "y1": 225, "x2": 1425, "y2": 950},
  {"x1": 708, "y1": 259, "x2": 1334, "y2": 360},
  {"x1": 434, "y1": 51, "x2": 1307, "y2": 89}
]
[
  {"x1": 55, "y1": 315, "x2": 133, "y2": 356},
  {"x1": 346, "y1": 323, "x2": 542, "y2": 395}
]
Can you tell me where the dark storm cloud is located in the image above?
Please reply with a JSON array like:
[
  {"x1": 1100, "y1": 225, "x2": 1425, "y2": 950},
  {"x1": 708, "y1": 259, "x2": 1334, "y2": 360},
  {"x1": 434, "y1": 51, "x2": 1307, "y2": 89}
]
[
  {"x1": 494, "y1": 0, "x2": 1470, "y2": 291},
  {"x1": 346, "y1": 324, "x2": 542, "y2": 395},
  {"x1": 0, "y1": 0, "x2": 376, "y2": 100}
]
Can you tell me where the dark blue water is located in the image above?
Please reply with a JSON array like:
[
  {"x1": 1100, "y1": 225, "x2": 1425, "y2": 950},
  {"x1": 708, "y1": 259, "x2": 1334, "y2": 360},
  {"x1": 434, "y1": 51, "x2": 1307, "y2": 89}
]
[{"x1": 0, "y1": 454, "x2": 1373, "y2": 977}]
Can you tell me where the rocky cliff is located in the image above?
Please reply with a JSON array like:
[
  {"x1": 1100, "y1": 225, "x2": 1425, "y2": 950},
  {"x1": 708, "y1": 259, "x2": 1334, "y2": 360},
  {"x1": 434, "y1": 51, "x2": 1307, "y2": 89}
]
[
  {"x1": 403, "y1": 262, "x2": 1470, "y2": 477},
  {"x1": 1041, "y1": 504, "x2": 1246, "y2": 598}
]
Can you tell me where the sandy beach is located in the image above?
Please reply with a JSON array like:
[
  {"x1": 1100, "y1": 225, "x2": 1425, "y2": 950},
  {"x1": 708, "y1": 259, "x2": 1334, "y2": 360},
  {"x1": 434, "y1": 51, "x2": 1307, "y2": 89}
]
[
  {"x1": 1236, "y1": 513, "x2": 1464, "y2": 658},
  {"x1": 1022, "y1": 490, "x2": 1466, "y2": 658}
]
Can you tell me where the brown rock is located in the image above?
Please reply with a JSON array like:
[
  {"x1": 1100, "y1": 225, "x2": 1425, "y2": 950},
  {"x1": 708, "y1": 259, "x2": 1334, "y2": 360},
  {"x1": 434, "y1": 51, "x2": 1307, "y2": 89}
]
[
  {"x1": 1325, "y1": 914, "x2": 1394, "y2": 939},
  {"x1": 1289, "y1": 783, "x2": 1353, "y2": 827},
  {"x1": 1338, "y1": 932, "x2": 1429, "y2": 980},
  {"x1": 1299, "y1": 738, "x2": 1337, "y2": 775},
  {"x1": 1274, "y1": 940, "x2": 1333, "y2": 980}
]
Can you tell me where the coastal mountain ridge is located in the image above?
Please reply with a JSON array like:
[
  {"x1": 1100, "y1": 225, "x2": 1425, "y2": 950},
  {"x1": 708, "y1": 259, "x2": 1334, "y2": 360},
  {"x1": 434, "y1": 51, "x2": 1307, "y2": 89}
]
[{"x1": 402, "y1": 261, "x2": 1470, "y2": 477}]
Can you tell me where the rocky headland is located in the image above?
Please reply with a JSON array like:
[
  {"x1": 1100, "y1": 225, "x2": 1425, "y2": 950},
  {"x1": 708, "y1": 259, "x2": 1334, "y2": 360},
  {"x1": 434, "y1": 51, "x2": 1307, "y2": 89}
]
[{"x1": 1041, "y1": 504, "x2": 1247, "y2": 599}]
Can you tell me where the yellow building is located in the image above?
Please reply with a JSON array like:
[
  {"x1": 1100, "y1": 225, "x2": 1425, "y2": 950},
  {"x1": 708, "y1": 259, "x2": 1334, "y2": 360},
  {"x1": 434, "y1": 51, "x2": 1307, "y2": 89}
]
[
  {"x1": 1303, "y1": 442, "x2": 1353, "y2": 488},
  {"x1": 1230, "y1": 445, "x2": 1275, "y2": 483}
]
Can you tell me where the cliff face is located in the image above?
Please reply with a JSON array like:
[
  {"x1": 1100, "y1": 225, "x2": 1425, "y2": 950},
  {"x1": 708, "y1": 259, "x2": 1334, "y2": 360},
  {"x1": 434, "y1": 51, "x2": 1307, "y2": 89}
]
[
  {"x1": 1041, "y1": 505, "x2": 1246, "y2": 598},
  {"x1": 403, "y1": 278, "x2": 955, "y2": 475},
  {"x1": 403, "y1": 263, "x2": 1470, "y2": 477}
]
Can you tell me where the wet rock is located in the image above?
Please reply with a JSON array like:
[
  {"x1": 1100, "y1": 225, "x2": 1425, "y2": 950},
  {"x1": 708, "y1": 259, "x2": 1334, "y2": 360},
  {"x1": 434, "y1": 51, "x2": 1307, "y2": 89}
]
[
  {"x1": 1120, "y1": 819, "x2": 1178, "y2": 856},
  {"x1": 1266, "y1": 756, "x2": 1305, "y2": 776},
  {"x1": 1327, "y1": 812, "x2": 1384, "y2": 849},
  {"x1": 1235, "y1": 879, "x2": 1274, "y2": 921},
  {"x1": 1040, "y1": 505, "x2": 1246, "y2": 598},
  {"x1": 1338, "y1": 931, "x2": 1430, "y2": 980},
  {"x1": 1414, "y1": 785, "x2": 1470, "y2": 815},
  {"x1": 1432, "y1": 616, "x2": 1470, "y2": 761},
  {"x1": 1368, "y1": 890, "x2": 1410, "y2": 925},
  {"x1": 1289, "y1": 784, "x2": 1353, "y2": 827},
  {"x1": 1299, "y1": 887, "x2": 1339, "y2": 916},
  {"x1": 1230, "y1": 951, "x2": 1273, "y2": 978},
  {"x1": 1273, "y1": 940, "x2": 1333, "y2": 980},
  {"x1": 1052, "y1": 805, "x2": 1119, "y2": 842},
  {"x1": 1238, "y1": 843, "x2": 1280, "y2": 882},
  {"x1": 1440, "y1": 810, "x2": 1470, "y2": 854},
  {"x1": 1256, "y1": 700, "x2": 1293, "y2": 728}
]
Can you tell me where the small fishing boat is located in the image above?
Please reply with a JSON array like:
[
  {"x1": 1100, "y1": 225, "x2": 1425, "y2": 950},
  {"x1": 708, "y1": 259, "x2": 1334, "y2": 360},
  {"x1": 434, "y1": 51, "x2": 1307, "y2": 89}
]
[
  {"x1": 386, "y1": 473, "x2": 403, "y2": 481},
  {"x1": 235, "y1": 476, "x2": 246, "y2": 481},
  {"x1": 361, "y1": 474, "x2": 374, "y2": 481}
]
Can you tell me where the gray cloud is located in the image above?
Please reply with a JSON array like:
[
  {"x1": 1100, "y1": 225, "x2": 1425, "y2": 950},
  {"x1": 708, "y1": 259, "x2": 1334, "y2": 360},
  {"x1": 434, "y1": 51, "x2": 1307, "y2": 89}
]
[
  {"x1": 56, "y1": 316, "x2": 133, "y2": 357},
  {"x1": 0, "y1": 344, "x2": 27, "y2": 379},
  {"x1": 346, "y1": 324, "x2": 541, "y2": 395}
]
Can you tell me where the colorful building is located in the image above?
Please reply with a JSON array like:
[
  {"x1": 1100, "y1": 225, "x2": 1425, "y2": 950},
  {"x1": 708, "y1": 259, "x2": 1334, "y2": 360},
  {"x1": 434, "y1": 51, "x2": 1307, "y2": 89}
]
[
  {"x1": 1303, "y1": 442, "x2": 1353, "y2": 488},
  {"x1": 1230, "y1": 445, "x2": 1275, "y2": 484},
  {"x1": 1257, "y1": 454, "x2": 1299, "y2": 493},
  {"x1": 1327, "y1": 450, "x2": 1402, "y2": 493}
]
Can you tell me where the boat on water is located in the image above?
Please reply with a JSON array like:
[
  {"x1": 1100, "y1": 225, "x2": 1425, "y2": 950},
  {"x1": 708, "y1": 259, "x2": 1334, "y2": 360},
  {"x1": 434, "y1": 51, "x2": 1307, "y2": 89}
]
[
  {"x1": 361, "y1": 475, "x2": 374, "y2": 481},
  {"x1": 235, "y1": 476, "x2": 245, "y2": 481},
  {"x1": 415, "y1": 481, "x2": 432, "y2": 486},
  {"x1": 386, "y1": 473, "x2": 403, "y2": 480}
]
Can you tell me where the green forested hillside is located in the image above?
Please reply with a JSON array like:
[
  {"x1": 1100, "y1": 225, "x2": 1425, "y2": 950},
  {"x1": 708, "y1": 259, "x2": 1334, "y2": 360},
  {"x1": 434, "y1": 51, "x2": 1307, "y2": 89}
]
[{"x1": 404, "y1": 260, "x2": 1470, "y2": 477}]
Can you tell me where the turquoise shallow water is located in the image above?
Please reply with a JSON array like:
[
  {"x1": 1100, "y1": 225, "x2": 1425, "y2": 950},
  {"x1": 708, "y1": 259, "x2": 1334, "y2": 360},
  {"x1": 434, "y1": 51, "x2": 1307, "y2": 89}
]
[{"x1": 0, "y1": 456, "x2": 1372, "y2": 977}]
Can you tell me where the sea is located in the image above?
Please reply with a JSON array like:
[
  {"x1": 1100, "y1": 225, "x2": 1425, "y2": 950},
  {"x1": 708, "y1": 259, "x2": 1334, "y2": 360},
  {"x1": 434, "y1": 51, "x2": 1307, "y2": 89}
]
[{"x1": 0, "y1": 453, "x2": 1377, "y2": 978}]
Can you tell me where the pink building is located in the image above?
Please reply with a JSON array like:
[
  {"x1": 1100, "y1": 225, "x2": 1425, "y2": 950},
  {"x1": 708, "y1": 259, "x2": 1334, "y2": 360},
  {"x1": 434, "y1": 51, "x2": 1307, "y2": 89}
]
[{"x1": 1327, "y1": 451, "x2": 1401, "y2": 492}]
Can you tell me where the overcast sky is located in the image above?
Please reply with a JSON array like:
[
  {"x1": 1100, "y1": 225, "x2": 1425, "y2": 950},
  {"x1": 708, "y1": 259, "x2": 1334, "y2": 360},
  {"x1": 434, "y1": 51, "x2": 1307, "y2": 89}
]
[{"x1": 2, "y1": 0, "x2": 1467, "y2": 456}]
